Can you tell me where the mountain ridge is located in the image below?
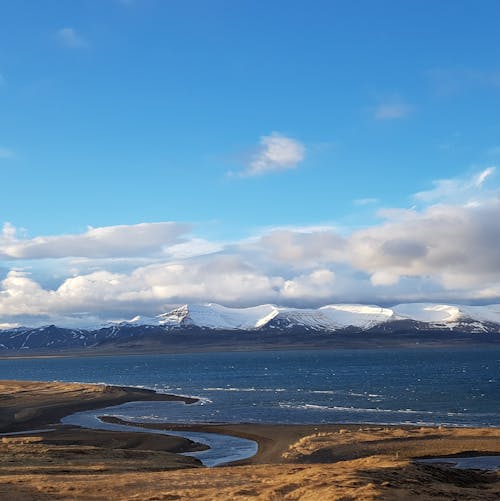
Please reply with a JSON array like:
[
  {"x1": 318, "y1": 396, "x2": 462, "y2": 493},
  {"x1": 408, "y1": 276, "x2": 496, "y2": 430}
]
[
  {"x1": 140, "y1": 302, "x2": 500, "y2": 332},
  {"x1": 1, "y1": 302, "x2": 500, "y2": 353}
]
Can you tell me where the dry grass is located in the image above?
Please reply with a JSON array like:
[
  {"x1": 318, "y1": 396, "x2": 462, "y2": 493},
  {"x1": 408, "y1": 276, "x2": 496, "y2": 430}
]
[{"x1": 0, "y1": 456, "x2": 499, "y2": 500}]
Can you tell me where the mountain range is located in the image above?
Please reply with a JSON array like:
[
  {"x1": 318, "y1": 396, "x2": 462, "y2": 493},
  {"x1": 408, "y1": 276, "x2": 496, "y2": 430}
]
[{"x1": 1, "y1": 302, "x2": 500, "y2": 353}]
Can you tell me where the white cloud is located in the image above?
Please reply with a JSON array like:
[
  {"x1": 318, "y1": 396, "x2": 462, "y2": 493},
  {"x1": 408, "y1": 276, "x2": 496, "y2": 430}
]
[
  {"x1": 0, "y1": 222, "x2": 190, "y2": 259},
  {"x1": 349, "y1": 199, "x2": 500, "y2": 289},
  {"x1": 474, "y1": 166, "x2": 495, "y2": 186},
  {"x1": 0, "y1": 259, "x2": 283, "y2": 323},
  {"x1": 257, "y1": 229, "x2": 347, "y2": 268},
  {"x1": 166, "y1": 238, "x2": 223, "y2": 259},
  {"x1": 374, "y1": 102, "x2": 413, "y2": 120},
  {"x1": 282, "y1": 269, "x2": 336, "y2": 299},
  {"x1": 413, "y1": 166, "x2": 496, "y2": 205},
  {"x1": 0, "y1": 146, "x2": 14, "y2": 159},
  {"x1": 0, "y1": 322, "x2": 20, "y2": 329},
  {"x1": 369, "y1": 271, "x2": 400, "y2": 287},
  {"x1": 2, "y1": 169, "x2": 500, "y2": 326},
  {"x1": 56, "y1": 28, "x2": 89, "y2": 49},
  {"x1": 240, "y1": 132, "x2": 305, "y2": 176}
]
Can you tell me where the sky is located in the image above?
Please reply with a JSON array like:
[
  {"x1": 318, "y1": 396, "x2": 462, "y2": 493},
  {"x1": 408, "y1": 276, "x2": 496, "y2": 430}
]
[{"x1": 1, "y1": 0, "x2": 500, "y2": 327}]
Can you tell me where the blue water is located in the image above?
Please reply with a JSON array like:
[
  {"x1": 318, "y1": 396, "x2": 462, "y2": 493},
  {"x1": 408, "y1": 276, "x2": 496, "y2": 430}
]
[
  {"x1": 60, "y1": 411, "x2": 258, "y2": 467},
  {"x1": 1, "y1": 348, "x2": 499, "y2": 427}
]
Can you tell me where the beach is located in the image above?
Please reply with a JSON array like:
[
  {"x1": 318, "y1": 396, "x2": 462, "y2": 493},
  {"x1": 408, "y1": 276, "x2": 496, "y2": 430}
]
[{"x1": 1, "y1": 380, "x2": 500, "y2": 499}]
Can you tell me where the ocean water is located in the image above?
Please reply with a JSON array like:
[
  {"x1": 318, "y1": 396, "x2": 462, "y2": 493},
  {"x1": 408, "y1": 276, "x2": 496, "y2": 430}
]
[{"x1": 1, "y1": 348, "x2": 499, "y2": 427}]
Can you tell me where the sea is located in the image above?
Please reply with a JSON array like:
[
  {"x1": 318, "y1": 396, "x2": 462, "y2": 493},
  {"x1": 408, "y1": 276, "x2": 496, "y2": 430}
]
[{"x1": 1, "y1": 347, "x2": 499, "y2": 427}]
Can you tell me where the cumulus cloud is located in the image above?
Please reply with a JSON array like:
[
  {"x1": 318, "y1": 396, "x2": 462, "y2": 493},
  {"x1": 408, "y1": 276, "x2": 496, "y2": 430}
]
[
  {"x1": 2, "y1": 169, "x2": 500, "y2": 326},
  {"x1": 257, "y1": 229, "x2": 347, "y2": 268},
  {"x1": 349, "y1": 199, "x2": 500, "y2": 289},
  {"x1": 0, "y1": 259, "x2": 283, "y2": 324},
  {"x1": 282, "y1": 269, "x2": 336, "y2": 299},
  {"x1": 239, "y1": 132, "x2": 305, "y2": 176},
  {"x1": 56, "y1": 28, "x2": 88, "y2": 49}
]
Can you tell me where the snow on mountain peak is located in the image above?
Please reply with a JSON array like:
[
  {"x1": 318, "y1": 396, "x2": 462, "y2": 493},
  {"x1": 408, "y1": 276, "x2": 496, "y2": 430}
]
[
  {"x1": 319, "y1": 304, "x2": 394, "y2": 328},
  {"x1": 392, "y1": 303, "x2": 462, "y2": 323},
  {"x1": 157, "y1": 302, "x2": 395, "y2": 331},
  {"x1": 158, "y1": 303, "x2": 279, "y2": 330},
  {"x1": 156, "y1": 302, "x2": 500, "y2": 331},
  {"x1": 4, "y1": 302, "x2": 500, "y2": 332}
]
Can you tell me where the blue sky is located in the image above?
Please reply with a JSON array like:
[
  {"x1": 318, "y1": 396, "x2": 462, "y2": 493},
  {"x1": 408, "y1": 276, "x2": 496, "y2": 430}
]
[{"x1": 1, "y1": 1, "x2": 500, "y2": 325}]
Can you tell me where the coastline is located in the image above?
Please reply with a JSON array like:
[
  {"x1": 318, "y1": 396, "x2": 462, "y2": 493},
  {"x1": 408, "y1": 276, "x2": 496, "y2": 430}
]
[
  {"x1": 2, "y1": 339, "x2": 500, "y2": 361},
  {"x1": 1, "y1": 380, "x2": 500, "y2": 499},
  {"x1": 0, "y1": 379, "x2": 197, "y2": 433},
  {"x1": 100, "y1": 415, "x2": 500, "y2": 467}
]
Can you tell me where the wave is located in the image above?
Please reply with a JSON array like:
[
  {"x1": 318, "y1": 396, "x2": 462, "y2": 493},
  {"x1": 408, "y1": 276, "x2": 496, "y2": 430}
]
[
  {"x1": 203, "y1": 387, "x2": 286, "y2": 393},
  {"x1": 193, "y1": 396, "x2": 213, "y2": 405},
  {"x1": 310, "y1": 390, "x2": 342, "y2": 395},
  {"x1": 309, "y1": 390, "x2": 383, "y2": 398},
  {"x1": 276, "y1": 403, "x2": 499, "y2": 419},
  {"x1": 278, "y1": 403, "x2": 443, "y2": 415}
]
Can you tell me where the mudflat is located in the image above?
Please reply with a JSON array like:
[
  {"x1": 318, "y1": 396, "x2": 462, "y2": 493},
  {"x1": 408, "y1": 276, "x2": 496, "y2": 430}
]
[{"x1": 1, "y1": 380, "x2": 500, "y2": 500}]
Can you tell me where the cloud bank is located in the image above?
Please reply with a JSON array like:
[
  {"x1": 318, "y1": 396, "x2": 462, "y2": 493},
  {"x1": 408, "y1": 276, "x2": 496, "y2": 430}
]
[
  {"x1": 1, "y1": 168, "x2": 499, "y2": 327},
  {"x1": 0, "y1": 222, "x2": 190, "y2": 259}
]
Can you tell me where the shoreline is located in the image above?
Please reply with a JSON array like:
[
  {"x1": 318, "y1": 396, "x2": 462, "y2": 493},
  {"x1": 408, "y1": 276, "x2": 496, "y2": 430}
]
[
  {"x1": 2, "y1": 339, "x2": 500, "y2": 361},
  {"x1": 1, "y1": 380, "x2": 500, "y2": 499},
  {"x1": 100, "y1": 415, "x2": 500, "y2": 467},
  {"x1": 3, "y1": 379, "x2": 500, "y2": 461},
  {"x1": 0, "y1": 379, "x2": 197, "y2": 433}
]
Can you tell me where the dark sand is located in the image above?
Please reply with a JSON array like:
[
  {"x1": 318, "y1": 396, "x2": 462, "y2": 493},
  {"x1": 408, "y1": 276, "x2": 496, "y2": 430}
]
[
  {"x1": 1, "y1": 380, "x2": 500, "y2": 500},
  {"x1": 0, "y1": 380, "x2": 196, "y2": 432},
  {"x1": 0, "y1": 380, "x2": 205, "y2": 473},
  {"x1": 101, "y1": 416, "x2": 500, "y2": 467}
]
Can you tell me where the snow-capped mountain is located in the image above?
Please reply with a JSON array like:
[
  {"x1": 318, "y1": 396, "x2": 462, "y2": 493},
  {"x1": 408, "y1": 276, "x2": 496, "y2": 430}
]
[
  {"x1": 156, "y1": 302, "x2": 500, "y2": 332},
  {"x1": 157, "y1": 303, "x2": 396, "y2": 330},
  {"x1": 1, "y1": 302, "x2": 500, "y2": 352},
  {"x1": 157, "y1": 303, "x2": 279, "y2": 329}
]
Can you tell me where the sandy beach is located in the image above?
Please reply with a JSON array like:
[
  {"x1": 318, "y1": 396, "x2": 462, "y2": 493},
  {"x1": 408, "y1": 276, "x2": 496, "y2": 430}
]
[{"x1": 1, "y1": 380, "x2": 500, "y2": 500}]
